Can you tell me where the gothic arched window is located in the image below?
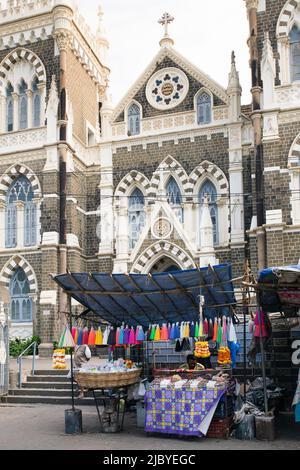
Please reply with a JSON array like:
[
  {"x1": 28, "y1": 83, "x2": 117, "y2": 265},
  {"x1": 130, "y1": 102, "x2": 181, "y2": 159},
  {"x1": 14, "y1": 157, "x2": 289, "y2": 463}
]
[
  {"x1": 199, "y1": 180, "x2": 219, "y2": 245},
  {"x1": 18, "y1": 79, "x2": 28, "y2": 130},
  {"x1": 32, "y1": 77, "x2": 41, "y2": 127},
  {"x1": 128, "y1": 103, "x2": 141, "y2": 136},
  {"x1": 166, "y1": 176, "x2": 183, "y2": 223},
  {"x1": 197, "y1": 92, "x2": 212, "y2": 125},
  {"x1": 128, "y1": 188, "x2": 146, "y2": 249},
  {"x1": 6, "y1": 83, "x2": 14, "y2": 132},
  {"x1": 10, "y1": 268, "x2": 32, "y2": 323},
  {"x1": 5, "y1": 175, "x2": 37, "y2": 248},
  {"x1": 290, "y1": 25, "x2": 300, "y2": 82}
]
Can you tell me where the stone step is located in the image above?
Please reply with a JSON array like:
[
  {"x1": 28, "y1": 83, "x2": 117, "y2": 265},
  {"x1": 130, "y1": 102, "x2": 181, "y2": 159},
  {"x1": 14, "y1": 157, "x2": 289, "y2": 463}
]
[
  {"x1": 22, "y1": 381, "x2": 73, "y2": 390},
  {"x1": 9, "y1": 388, "x2": 85, "y2": 397},
  {"x1": 34, "y1": 370, "x2": 69, "y2": 376},
  {"x1": 2, "y1": 395, "x2": 95, "y2": 406},
  {"x1": 27, "y1": 375, "x2": 70, "y2": 383}
]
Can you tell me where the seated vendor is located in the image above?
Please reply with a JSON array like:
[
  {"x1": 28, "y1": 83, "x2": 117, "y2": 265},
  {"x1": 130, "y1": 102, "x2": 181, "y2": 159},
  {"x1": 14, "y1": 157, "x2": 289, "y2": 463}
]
[{"x1": 180, "y1": 354, "x2": 205, "y2": 371}]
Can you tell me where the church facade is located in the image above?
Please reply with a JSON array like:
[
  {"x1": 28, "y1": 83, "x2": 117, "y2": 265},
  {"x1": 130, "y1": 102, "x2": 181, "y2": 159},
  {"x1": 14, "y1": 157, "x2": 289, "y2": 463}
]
[{"x1": 0, "y1": 0, "x2": 299, "y2": 353}]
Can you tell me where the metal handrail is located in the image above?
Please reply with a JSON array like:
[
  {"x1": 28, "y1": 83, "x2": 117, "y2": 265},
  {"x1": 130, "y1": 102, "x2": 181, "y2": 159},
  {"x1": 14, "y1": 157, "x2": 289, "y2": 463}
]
[{"x1": 17, "y1": 342, "x2": 37, "y2": 388}]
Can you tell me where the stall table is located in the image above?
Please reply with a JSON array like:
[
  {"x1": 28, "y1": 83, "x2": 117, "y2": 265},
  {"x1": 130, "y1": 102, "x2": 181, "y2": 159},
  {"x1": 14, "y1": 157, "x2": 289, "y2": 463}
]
[{"x1": 145, "y1": 384, "x2": 231, "y2": 438}]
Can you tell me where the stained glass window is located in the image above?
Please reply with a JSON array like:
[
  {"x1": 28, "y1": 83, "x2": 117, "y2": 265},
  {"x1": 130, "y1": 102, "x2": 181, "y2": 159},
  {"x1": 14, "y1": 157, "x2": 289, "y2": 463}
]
[
  {"x1": 166, "y1": 177, "x2": 183, "y2": 223},
  {"x1": 290, "y1": 24, "x2": 300, "y2": 82},
  {"x1": 197, "y1": 92, "x2": 212, "y2": 125},
  {"x1": 10, "y1": 268, "x2": 32, "y2": 323},
  {"x1": 5, "y1": 175, "x2": 36, "y2": 248},
  {"x1": 199, "y1": 180, "x2": 219, "y2": 245},
  {"x1": 32, "y1": 77, "x2": 41, "y2": 127},
  {"x1": 128, "y1": 104, "x2": 141, "y2": 136},
  {"x1": 19, "y1": 79, "x2": 28, "y2": 130},
  {"x1": 128, "y1": 188, "x2": 145, "y2": 249},
  {"x1": 6, "y1": 83, "x2": 14, "y2": 132}
]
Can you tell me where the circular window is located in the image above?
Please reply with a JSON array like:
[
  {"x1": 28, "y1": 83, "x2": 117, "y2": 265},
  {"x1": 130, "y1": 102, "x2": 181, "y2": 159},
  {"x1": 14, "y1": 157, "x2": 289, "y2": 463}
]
[
  {"x1": 146, "y1": 67, "x2": 189, "y2": 111},
  {"x1": 152, "y1": 218, "x2": 173, "y2": 239}
]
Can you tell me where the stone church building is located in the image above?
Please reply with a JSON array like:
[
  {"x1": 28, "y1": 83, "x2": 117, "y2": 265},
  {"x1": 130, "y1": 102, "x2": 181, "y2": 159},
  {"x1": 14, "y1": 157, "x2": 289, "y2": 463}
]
[{"x1": 0, "y1": 0, "x2": 299, "y2": 354}]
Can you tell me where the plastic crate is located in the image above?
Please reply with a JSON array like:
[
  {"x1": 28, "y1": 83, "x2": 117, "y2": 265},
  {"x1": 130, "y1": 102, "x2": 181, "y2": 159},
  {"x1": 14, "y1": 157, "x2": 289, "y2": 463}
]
[
  {"x1": 207, "y1": 416, "x2": 234, "y2": 439},
  {"x1": 214, "y1": 395, "x2": 234, "y2": 419}
]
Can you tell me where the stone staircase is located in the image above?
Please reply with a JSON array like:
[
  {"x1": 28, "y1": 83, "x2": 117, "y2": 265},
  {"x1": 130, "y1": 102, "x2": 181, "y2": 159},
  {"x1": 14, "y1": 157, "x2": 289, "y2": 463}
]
[{"x1": 1, "y1": 370, "x2": 95, "y2": 406}]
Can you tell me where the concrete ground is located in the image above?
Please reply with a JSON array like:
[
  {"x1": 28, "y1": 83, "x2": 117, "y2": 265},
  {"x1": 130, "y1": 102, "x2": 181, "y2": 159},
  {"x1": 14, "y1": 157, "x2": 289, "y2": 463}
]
[{"x1": 0, "y1": 404, "x2": 299, "y2": 450}]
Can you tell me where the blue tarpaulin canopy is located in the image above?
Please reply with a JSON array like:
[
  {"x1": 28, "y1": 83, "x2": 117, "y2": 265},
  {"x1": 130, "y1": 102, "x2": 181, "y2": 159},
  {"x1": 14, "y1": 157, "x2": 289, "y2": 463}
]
[
  {"x1": 53, "y1": 264, "x2": 236, "y2": 328},
  {"x1": 258, "y1": 265, "x2": 300, "y2": 314}
]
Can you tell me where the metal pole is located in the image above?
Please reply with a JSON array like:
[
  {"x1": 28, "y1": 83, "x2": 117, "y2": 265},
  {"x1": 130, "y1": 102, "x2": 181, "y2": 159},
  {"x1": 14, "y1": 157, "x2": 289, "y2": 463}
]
[
  {"x1": 257, "y1": 304, "x2": 268, "y2": 415},
  {"x1": 68, "y1": 296, "x2": 75, "y2": 412},
  {"x1": 32, "y1": 343, "x2": 36, "y2": 376},
  {"x1": 243, "y1": 306, "x2": 247, "y2": 400},
  {"x1": 18, "y1": 357, "x2": 22, "y2": 389}
]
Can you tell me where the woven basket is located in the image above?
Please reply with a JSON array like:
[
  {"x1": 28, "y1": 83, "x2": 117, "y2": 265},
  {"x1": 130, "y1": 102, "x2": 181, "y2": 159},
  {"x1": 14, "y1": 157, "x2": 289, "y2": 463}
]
[{"x1": 75, "y1": 368, "x2": 142, "y2": 389}]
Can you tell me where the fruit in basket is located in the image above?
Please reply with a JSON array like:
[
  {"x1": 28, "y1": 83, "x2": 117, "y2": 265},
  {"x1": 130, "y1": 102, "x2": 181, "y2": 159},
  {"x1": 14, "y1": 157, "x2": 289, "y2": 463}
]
[
  {"x1": 194, "y1": 341, "x2": 211, "y2": 358},
  {"x1": 125, "y1": 360, "x2": 134, "y2": 369}
]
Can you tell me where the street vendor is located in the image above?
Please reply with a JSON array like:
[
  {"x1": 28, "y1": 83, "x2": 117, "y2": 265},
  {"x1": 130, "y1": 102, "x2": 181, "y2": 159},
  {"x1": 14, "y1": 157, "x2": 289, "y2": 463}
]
[{"x1": 180, "y1": 354, "x2": 205, "y2": 371}]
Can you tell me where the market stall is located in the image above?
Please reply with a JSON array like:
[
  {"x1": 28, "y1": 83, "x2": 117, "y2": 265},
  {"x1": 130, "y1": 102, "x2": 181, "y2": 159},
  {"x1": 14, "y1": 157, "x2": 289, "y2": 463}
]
[
  {"x1": 256, "y1": 265, "x2": 300, "y2": 424},
  {"x1": 53, "y1": 264, "x2": 239, "y2": 437},
  {"x1": 0, "y1": 287, "x2": 10, "y2": 399}
]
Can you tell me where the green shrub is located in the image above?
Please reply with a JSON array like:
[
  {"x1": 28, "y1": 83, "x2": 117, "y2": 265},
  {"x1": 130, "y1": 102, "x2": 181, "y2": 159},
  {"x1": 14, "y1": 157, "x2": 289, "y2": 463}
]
[{"x1": 9, "y1": 336, "x2": 41, "y2": 358}]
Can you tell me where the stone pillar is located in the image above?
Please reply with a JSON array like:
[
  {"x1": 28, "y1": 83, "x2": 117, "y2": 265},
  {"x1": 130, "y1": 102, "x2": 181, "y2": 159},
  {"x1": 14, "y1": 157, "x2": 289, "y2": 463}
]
[
  {"x1": 199, "y1": 197, "x2": 216, "y2": 267},
  {"x1": 12, "y1": 92, "x2": 18, "y2": 132},
  {"x1": 16, "y1": 201, "x2": 24, "y2": 248},
  {"x1": 114, "y1": 197, "x2": 129, "y2": 273},
  {"x1": 0, "y1": 94, "x2": 6, "y2": 133},
  {"x1": 228, "y1": 125, "x2": 244, "y2": 244},
  {"x1": 26, "y1": 90, "x2": 33, "y2": 129},
  {"x1": 184, "y1": 202, "x2": 196, "y2": 247},
  {"x1": 38, "y1": 81, "x2": 46, "y2": 126},
  {"x1": 0, "y1": 201, "x2": 5, "y2": 249}
]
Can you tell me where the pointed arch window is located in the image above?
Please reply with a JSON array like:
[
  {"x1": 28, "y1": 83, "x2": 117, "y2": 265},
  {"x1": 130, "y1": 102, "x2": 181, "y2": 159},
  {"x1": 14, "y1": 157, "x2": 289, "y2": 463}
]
[
  {"x1": 199, "y1": 180, "x2": 218, "y2": 245},
  {"x1": 166, "y1": 176, "x2": 184, "y2": 223},
  {"x1": 6, "y1": 83, "x2": 14, "y2": 132},
  {"x1": 10, "y1": 268, "x2": 32, "y2": 323},
  {"x1": 290, "y1": 24, "x2": 300, "y2": 82},
  {"x1": 197, "y1": 92, "x2": 212, "y2": 125},
  {"x1": 5, "y1": 175, "x2": 37, "y2": 248},
  {"x1": 128, "y1": 188, "x2": 146, "y2": 250},
  {"x1": 128, "y1": 103, "x2": 141, "y2": 136},
  {"x1": 18, "y1": 79, "x2": 28, "y2": 130},
  {"x1": 32, "y1": 77, "x2": 41, "y2": 127}
]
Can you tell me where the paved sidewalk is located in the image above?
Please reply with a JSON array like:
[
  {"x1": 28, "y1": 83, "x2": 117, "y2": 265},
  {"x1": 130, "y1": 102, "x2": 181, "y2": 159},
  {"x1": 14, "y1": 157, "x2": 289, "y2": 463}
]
[{"x1": 0, "y1": 405, "x2": 299, "y2": 450}]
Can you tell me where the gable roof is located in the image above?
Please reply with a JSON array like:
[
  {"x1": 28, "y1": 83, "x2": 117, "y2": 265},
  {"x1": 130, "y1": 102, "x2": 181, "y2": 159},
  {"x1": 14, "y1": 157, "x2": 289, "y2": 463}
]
[{"x1": 112, "y1": 46, "x2": 229, "y2": 122}]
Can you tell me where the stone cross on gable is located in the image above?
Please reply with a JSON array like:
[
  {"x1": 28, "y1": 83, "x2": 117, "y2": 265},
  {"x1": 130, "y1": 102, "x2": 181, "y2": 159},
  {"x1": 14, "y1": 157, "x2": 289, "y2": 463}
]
[{"x1": 158, "y1": 12, "x2": 174, "y2": 37}]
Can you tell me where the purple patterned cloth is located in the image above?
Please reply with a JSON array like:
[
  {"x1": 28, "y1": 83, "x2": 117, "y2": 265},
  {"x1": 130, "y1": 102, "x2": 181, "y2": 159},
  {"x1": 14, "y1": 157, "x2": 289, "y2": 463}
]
[{"x1": 145, "y1": 386, "x2": 226, "y2": 437}]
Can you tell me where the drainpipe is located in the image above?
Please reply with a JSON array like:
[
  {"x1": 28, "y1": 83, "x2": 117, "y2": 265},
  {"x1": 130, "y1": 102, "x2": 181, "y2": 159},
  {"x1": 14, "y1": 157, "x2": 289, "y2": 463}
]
[{"x1": 245, "y1": 0, "x2": 266, "y2": 271}]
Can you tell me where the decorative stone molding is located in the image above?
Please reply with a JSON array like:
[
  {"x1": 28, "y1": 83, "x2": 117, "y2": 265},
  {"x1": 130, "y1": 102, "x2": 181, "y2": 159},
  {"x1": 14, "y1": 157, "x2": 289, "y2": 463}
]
[
  {"x1": 277, "y1": 0, "x2": 300, "y2": 38},
  {"x1": 0, "y1": 127, "x2": 47, "y2": 154},
  {"x1": 0, "y1": 163, "x2": 41, "y2": 202},
  {"x1": 276, "y1": 85, "x2": 300, "y2": 108},
  {"x1": 54, "y1": 30, "x2": 72, "y2": 52},
  {"x1": 0, "y1": 47, "x2": 46, "y2": 88},
  {"x1": 0, "y1": 255, "x2": 38, "y2": 295},
  {"x1": 189, "y1": 160, "x2": 229, "y2": 199},
  {"x1": 115, "y1": 171, "x2": 151, "y2": 198},
  {"x1": 150, "y1": 156, "x2": 189, "y2": 198},
  {"x1": 0, "y1": 25, "x2": 53, "y2": 51},
  {"x1": 131, "y1": 241, "x2": 195, "y2": 274},
  {"x1": 288, "y1": 131, "x2": 300, "y2": 225},
  {"x1": 112, "y1": 46, "x2": 228, "y2": 123}
]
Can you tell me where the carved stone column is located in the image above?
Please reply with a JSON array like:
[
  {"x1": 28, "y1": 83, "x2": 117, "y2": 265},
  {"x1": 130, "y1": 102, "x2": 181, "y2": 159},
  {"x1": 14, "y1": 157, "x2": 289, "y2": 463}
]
[{"x1": 12, "y1": 92, "x2": 18, "y2": 132}]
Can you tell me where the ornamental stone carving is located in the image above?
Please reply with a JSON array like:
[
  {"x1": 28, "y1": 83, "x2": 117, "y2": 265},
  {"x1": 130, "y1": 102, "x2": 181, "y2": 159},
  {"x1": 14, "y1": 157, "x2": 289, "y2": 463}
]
[
  {"x1": 54, "y1": 31, "x2": 72, "y2": 52},
  {"x1": 152, "y1": 218, "x2": 173, "y2": 239}
]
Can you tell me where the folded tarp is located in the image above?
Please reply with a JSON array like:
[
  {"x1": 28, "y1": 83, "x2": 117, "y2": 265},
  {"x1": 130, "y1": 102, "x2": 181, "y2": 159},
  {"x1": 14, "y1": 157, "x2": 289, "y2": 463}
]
[
  {"x1": 258, "y1": 265, "x2": 300, "y2": 313},
  {"x1": 53, "y1": 264, "x2": 236, "y2": 328}
]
